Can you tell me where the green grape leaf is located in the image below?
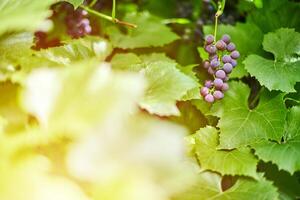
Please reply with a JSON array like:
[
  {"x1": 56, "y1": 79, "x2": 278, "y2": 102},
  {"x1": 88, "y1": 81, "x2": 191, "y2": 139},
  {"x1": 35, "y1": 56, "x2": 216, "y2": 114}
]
[
  {"x1": 259, "y1": 162, "x2": 300, "y2": 200},
  {"x1": 244, "y1": 28, "x2": 300, "y2": 92},
  {"x1": 192, "y1": 126, "x2": 258, "y2": 177},
  {"x1": 0, "y1": 0, "x2": 54, "y2": 36},
  {"x1": 36, "y1": 36, "x2": 112, "y2": 65},
  {"x1": 170, "y1": 102, "x2": 207, "y2": 133},
  {"x1": 111, "y1": 54, "x2": 199, "y2": 115},
  {"x1": 139, "y1": 53, "x2": 176, "y2": 64},
  {"x1": 175, "y1": 171, "x2": 279, "y2": 200},
  {"x1": 106, "y1": 12, "x2": 179, "y2": 49},
  {"x1": 248, "y1": 0, "x2": 300, "y2": 33},
  {"x1": 22, "y1": 60, "x2": 146, "y2": 134},
  {"x1": 177, "y1": 64, "x2": 200, "y2": 101},
  {"x1": 211, "y1": 82, "x2": 286, "y2": 149},
  {"x1": 0, "y1": 33, "x2": 34, "y2": 82},
  {"x1": 111, "y1": 53, "x2": 143, "y2": 71},
  {"x1": 63, "y1": 0, "x2": 84, "y2": 8},
  {"x1": 139, "y1": 61, "x2": 198, "y2": 116},
  {"x1": 204, "y1": 23, "x2": 264, "y2": 78},
  {"x1": 252, "y1": 106, "x2": 300, "y2": 174}
]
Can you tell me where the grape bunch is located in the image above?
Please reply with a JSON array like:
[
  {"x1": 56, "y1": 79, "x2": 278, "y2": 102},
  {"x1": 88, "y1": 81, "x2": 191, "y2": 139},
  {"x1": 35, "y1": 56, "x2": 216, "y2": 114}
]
[
  {"x1": 200, "y1": 34, "x2": 240, "y2": 103},
  {"x1": 65, "y1": 6, "x2": 92, "y2": 38}
]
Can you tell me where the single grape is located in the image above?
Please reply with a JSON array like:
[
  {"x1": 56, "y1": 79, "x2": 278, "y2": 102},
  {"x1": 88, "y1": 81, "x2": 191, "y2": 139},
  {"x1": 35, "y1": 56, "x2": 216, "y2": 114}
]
[
  {"x1": 227, "y1": 42, "x2": 236, "y2": 51},
  {"x1": 231, "y1": 50, "x2": 240, "y2": 59},
  {"x1": 231, "y1": 59, "x2": 237, "y2": 67},
  {"x1": 214, "y1": 78, "x2": 223, "y2": 89},
  {"x1": 203, "y1": 61, "x2": 210, "y2": 69},
  {"x1": 221, "y1": 83, "x2": 229, "y2": 91},
  {"x1": 205, "y1": 34, "x2": 214, "y2": 44},
  {"x1": 222, "y1": 55, "x2": 232, "y2": 63},
  {"x1": 204, "y1": 80, "x2": 213, "y2": 88},
  {"x1": 216, "y1": 40, "x2": 227, "y2": 51},
  {"x1": 205, "y1": 44, "x2": 217, "y2": 54},
  {"x1": 213, "y1": 90, "x2": 224, "y2": 100},
  {"x1": 215, "y1": 70, "x2": 226, "y2": 79},
  {"x1": 210, "y1": 58, "x2": 220, "y2": 68},
  {"x1": 208, "y1": 67, "x2": 215, "y2": 75},
  {"x1": 200, "y1": 87, "x2": 209, "y2": 96},
  {"x1": 205, "y1": 94, "x2": 215, "y2": 103},
  {"x1": 209, "y1": 54, "x2": 218, "y2": 60},
  {"x1": 223, "y1": 63, "x2": 233, "y2": 73},
  {"x1": 221, "y1": 34, "x2": 231, "y2": 44}
]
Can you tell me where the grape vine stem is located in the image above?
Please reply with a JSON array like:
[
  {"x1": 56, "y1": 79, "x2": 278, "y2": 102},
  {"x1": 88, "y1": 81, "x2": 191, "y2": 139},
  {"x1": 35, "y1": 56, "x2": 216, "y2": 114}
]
[
  {"x1": 214, "y1": 0, "x2": 226, "y2": 41},
  {"x1": 89, "y1": 0, "x2": 97, "y2": 7},
  {"x1": 80, "y1": 5, "x2": 137, "y2": 28}
]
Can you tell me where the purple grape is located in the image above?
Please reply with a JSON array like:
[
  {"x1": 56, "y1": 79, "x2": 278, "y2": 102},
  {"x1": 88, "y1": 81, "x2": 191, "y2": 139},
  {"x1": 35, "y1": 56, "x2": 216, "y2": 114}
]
[
  {"x1": 216, "y1": 40, "x2": 227, "y2": 51},
  {"x1": 204, "y1": 80, "x2": 213, "y2": 88},
  {"x1": 215, "y1": 70, "x2": 226, "y2": 79},
  {"x1": 200, "y1": 87, "x2": 209, "y2": 97},
  {"x1": 214, "y1": 78, "x2": 223, "y2": 89},
  {"x1": 221, "y1": 83, "x2": 229, "y2": 91},
  {"x1": 227, "y1": 42, "x2": 236, "y2": 52},
  {"x1": 205, "y1": 34, "x2": 214, "y2": 44},
  {"x1": 222, "y1": 55, "x2": 232, "y2": 63},
  {"x1": 213, "y1": 90, "x2": 224, "y2": 100},
  {"x1": 231, "y1": 50, "x2": 240, "y2": 59},
  {"x1": 210, "y1": 58, "x2": 220, "y2": 68},
  {"x1": 205, "y1": 94, "x2": 215, "y2": 103},
  {"x1": 231, "y1": 59, "x2": 237, "y2": 67},
  {"x1": 205, "y1": 45, "x2": 217, "y2": 54},
  {"x1": 221, "y1": 34, "x2": 231, "y2": 44},
  {"x1": 65, "y1": 8, "x2": 92, "y2": 38},
  {"x1": 209, "y1": 54, "x2": 218, "y2": 60},
  {"x1": 208, "y1": 67, "x2": 215, "y2": 75},
  {"x1": 223, "y1": 63, "x2": 233, "y2": 73},
  {"x1": 203, "y1": 61, "x2": 210, "y2": 69}
]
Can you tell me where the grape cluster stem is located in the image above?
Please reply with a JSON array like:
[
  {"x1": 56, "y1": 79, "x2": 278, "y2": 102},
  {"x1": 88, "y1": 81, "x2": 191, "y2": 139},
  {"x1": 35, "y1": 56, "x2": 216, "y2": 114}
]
[{"x1": 80, "y1": 4, "x2": 137, "y2": 28}]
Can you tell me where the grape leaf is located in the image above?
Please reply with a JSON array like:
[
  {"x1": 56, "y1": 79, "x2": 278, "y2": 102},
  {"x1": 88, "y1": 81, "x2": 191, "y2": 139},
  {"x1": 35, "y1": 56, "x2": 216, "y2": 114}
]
[
  {"x1": 211, "y1": 82, "x2": 286, "y2": 149},
  {"x1": 177, "y1": 64, "x2": 200, "y2": 101},
  {"x1": 244, "y1": 28, "x2": 300, "y2": 92},
  {"x1": 139, "y1": 61, "x2": 197, "y2": 116},
  {"x1": 36, "y1": 36, "x2": 112, "y2": 65},
  {"x1": 22, "y1": 60, "x2": 146, "y2": 133},
  {"x1": 106, "y1": 12, "x2": 179, "y2": 49},
  {"x1": 252, "y1": 106, "x2": 300, "y2": 174},
  {"x1": 0, "y1": 33, "x2": 34, "y2": 81},
  {"x1": 0, "y1": 0, "x2": 54, "y2": 36},
  {"x1": 111, "y1": 54, "x2": 199, "y2": 115},
  {"x1": 203, "y1": 23, "x2": 264, "y2": 78},
  {"x1": 192, "y1": 126, "x2": 258, "y2": 177},
  {"x1": 248, "y1": 0, "x2": 300, "y2": 33},
  {"x1": 63, "y1": 0, "x2": 84, "y2": 8},
  {"x1": 170, "y1": 102, "x2": 207, "y2": 133},
  {"x1": 258, "y1": 162, "x2": 300, "y2": 200},
  {"x1": 111, "y1": 53, "x2": 143, "y2": 71},
  {"x1": 175, "y1": 171, "x2": 279, "y2": 200},
  {"x1": 139, "y1": 53, "x2": 176, "y2": 64}
]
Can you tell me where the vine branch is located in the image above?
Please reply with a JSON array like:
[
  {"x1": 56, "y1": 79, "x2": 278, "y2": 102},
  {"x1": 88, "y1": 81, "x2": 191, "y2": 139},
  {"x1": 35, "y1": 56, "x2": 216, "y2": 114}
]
[
  {"x1": 214, "y1": 0, "x2": 226, "y2": 41},
  {"x1": 80, "y1": 5, "x2": 137, "y2": 28}
]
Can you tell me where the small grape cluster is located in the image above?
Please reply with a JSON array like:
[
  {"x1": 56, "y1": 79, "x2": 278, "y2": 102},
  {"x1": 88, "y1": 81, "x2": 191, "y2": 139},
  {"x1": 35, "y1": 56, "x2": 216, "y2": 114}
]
[
  {"x1": 65, "y1": 7, "x2": 92, "y2": 38},
  {"x1": 200, "y1": 34, "x2": 240, "y2": 103}
]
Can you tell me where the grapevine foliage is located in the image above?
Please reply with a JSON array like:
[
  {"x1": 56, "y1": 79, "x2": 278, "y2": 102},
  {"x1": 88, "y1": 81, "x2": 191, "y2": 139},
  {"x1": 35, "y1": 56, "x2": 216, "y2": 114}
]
[{"x1": 0, "y1": 0, "x2": 300, "y2": 200}]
